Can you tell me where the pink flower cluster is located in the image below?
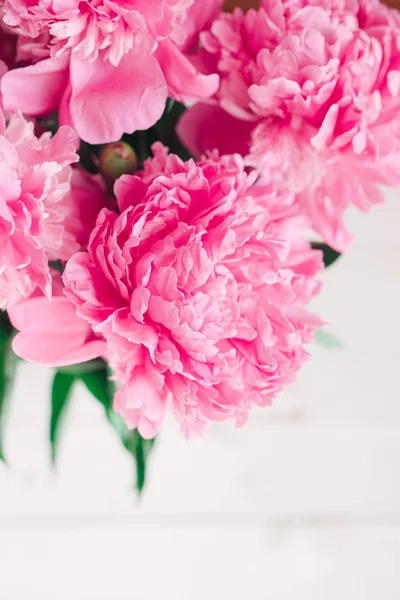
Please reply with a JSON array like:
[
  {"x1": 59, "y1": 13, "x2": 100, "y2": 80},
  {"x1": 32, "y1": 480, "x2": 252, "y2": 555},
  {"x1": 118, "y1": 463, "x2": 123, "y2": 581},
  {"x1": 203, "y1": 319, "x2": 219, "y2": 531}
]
[
  {"x1": 2, "y1": 0, "x2": 399, "y2": 440},
  {"x1": 2, "y1": 128, "x2": 323, "y2": 437},
  {"x1": 0, "y1": 0, "x2": 221, "y2": 143},
  {"x1": 61, "y1": 144, "x2": 321, "y2": 437},
  {"x1": 179, "y1": 0, "x2": 400, "y2": 250}
]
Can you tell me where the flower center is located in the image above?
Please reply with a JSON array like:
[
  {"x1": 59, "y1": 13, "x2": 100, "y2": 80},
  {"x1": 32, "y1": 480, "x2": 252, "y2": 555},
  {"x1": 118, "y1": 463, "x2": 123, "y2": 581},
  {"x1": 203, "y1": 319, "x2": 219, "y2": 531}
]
[
  {"x1": 48, "y1": 0, "x2": 153, "y2": 64},
  {"x1": 4, "y1": 0, "x2": 185, "y2": 64}
]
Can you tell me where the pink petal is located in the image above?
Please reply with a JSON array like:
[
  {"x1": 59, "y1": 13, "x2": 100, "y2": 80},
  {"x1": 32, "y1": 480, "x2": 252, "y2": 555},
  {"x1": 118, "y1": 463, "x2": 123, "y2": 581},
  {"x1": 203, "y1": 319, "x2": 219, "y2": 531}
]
[
  {"x1": 114, "y1": 174, "x2": 148, "y2": 212},
  {"x1": 8, "y1": 294, "x2": 105, "y2": 367},
  {"x1": 12, "y1": 333, "x2": 105, "y2": 367},
  {"x1": 58, "y1": 80, "x2": 75, "y2": 129},
  {"x1": 1, "y1": 56, "x2": 69, "y2": 115},
  {"x1": 310, "y1": 104, "x2": 339, "y2": 152},
  {"x1": 137, "y1": 416, "x2": 161, "y2": 440},
  {"x1": 113, "y1": 370, "x2": 166, "y2": 439},
  {"x1": 68, "y1": 51, "x2": 168, "y2": 144},
  {"x1": 8, "y1": 296, "x2": 86, "y2": 334},
  {"x1": 156, "y1": 39, "x2": 219, "y2": 103},
  {"x1": 177, "y1": 102, "x2": 254, "y2": 157},
  {"x1": 52, "y1": 339, "x2": 106, "y2": 367}
]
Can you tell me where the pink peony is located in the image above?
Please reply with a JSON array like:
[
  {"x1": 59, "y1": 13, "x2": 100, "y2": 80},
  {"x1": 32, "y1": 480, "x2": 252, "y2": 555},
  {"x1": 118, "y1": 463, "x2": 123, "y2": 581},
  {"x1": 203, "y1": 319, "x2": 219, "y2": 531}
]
[
  {"x1": 179, "y1": 0, "x2": 400, "y2": 251},
  {"x1": 8, "y1": 271, "x2": 106, "y2": 366},
  {"x1": 63, "y1": 143, "x2": 322, "y2": 439},
  {"x1": 1, "y1": 0, "x2": 220, "y2": 144},
  {"x1": 0, "y1": 111, "x2": 106, "y2": 309}
]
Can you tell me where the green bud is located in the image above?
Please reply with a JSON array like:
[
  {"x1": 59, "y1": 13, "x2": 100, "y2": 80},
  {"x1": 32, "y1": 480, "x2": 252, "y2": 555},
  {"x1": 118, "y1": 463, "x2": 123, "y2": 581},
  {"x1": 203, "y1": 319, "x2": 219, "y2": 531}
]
[{"x1": 99, "y1": 141, "x2": 138, "y2": 180}]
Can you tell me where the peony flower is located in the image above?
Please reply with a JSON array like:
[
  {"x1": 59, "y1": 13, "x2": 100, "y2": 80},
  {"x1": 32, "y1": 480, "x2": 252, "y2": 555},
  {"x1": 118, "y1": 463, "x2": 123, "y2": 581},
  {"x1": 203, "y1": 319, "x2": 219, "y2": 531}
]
[
  {"x1": 63, "y1": 143, "x2": 322, "y2": 439},
  {"x1": 8, "y1": 271, "x2": 106, "y2": 366},
  {"x1": 0, "y1": 110, "x2": 107, "y2": 310},
  {"x1": 179, "y1": 0, "x2": 400, "y2": 251},
  {"x1": 1, "y1": 0, "x2": 220, "y2": 144}
]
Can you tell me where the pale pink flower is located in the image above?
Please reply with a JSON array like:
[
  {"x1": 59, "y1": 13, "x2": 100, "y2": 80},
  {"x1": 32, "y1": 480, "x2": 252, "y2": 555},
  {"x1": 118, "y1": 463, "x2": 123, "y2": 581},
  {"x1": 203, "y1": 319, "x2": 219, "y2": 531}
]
[
  {"x1": 179, "y1": 0, "x2": 400, "y2": 251},
  {"x1": 8, "y1": 271, "x2": 106, "y2": 366},
  {"x1": 63, "y1": 143, "x2": 322, "y2": 439},
  {"x1": 0, "y1": 111, "x2": 106, "y2": 309},
  {"x1": 1, "y1": 0, "x2": 219, "y2": 144}
]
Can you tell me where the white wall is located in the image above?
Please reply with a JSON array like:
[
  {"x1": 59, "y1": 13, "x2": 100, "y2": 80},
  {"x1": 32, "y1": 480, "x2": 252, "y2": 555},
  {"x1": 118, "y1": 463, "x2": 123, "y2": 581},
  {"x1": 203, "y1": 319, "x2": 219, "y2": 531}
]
[{"x1": 1, "y1": 189, "x2": 400, "y2": 599}]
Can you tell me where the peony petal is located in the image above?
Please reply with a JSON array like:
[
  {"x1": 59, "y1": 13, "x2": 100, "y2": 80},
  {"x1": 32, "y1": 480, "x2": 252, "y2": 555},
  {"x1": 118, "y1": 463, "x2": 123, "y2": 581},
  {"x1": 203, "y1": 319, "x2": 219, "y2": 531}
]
[
  {"x1": 113, "y1": 370, "x2": 166, "y2": 438},
  {"x1": 68, "y1": 51, "x2": 168, "y2": 144},
  {"x1": 114, "y1": 174, "x2": 148, "y2": 212},
  {"x1": 53, "y1": 339, "x2": 106, "y2": 367},
  {"x1": 8, "y1": 296, "x2": 87, "y2": 335},
  {"x1": 58, "y1": 80, "x2": 75, "y2": 129},
  {"x1": 177, "y1": 102, "x2": 254, "y2": 157},
  {"x1": 8, "y1": 291, "x2": 105, "y2": 367},
  {"x1": 1, "y1": 56, "x2": 69, "y2": 115},
  {"x1": 12, "y1": 333, "x2": 105, "y2": 367},
  {"x1": 156, "y1": 39, "x2": 219, "y2": 103}
]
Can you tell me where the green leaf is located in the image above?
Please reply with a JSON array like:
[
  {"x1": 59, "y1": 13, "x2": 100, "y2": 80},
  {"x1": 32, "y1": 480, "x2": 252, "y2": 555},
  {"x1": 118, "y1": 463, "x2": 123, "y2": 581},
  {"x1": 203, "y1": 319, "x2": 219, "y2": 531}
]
[
  {"x1": 58, "y1": 358, "x2": 105, "y2": 376},
  {"x1": 36, "y1": 111, "x2": 59, "y2": 136},
  {"x1": 153, "y1": 99, "x2": 192, "y2": 161},
  {"x1": 50, "y1": 371, "x2": 76, "y2": 464},
  {"x1": 122, "y1": 99, "x2": 191, "y2": 170},
  {"x1": 0, "y1": 313, "x2": 17, "y2": 462},
  {"x1": 48, "y1": 260, "x2": 64, "y2": 273},
  {"x1": 315, "y1": 329, "x2": 344, "y2": 349},
  {"x1": 164, "y1": 98, "x2": 175, "y2": 115},
  {"x1": 124, "y1": 431, "x2": 156, "y2": 494},
  {"x1": 78, "y1": 141, "x2": 101, "y2": 174},
  {"x1": 79, "y1": 364, "x2": 156, "y2": 493},
  {"x1": 311, "y1": 242, "x2": 342, "y2": 268},
  {"x1": 79, "y1": 369, "x2": 112, "y2": 410}
]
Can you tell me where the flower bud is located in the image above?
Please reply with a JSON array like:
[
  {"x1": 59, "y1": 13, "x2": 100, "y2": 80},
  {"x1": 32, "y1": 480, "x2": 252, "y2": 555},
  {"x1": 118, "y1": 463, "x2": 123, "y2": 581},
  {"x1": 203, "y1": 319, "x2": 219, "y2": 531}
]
[{"x1": 99, "y1": 142, "x2": 138, "y2": 181}]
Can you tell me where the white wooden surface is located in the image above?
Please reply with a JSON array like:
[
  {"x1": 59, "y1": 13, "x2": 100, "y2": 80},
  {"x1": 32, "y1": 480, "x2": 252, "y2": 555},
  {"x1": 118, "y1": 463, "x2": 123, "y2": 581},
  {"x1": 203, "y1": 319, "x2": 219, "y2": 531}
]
[{"x1": 1, "y1": 190, "x2": 400, "y2": 599}]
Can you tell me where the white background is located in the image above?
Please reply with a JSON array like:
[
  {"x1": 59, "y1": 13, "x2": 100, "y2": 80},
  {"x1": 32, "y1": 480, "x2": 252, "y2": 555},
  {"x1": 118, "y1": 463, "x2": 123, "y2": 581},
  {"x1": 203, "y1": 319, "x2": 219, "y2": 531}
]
[{"x1": 1, "y1": 189, "x2": 400, "y2": 599}]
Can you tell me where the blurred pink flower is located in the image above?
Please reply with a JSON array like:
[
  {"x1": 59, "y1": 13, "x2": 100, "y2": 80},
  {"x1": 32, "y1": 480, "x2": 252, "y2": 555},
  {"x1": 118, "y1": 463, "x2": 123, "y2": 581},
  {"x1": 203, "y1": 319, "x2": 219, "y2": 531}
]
[
  {"x1": 0, "y1": 111, "x2": 106, "y2": 309},
  {"x1": 179, "y1": 0, "x2": 400, "y2": 250},
  {"x1": 1, "y1": 0, "x2": 219, "y2": 144},
  {"x1": 8, "y1": 272, "x2": 106, "y2": 366},
  {"x1": 63, "y1": 143, "x2": 322, "y2": 439}
]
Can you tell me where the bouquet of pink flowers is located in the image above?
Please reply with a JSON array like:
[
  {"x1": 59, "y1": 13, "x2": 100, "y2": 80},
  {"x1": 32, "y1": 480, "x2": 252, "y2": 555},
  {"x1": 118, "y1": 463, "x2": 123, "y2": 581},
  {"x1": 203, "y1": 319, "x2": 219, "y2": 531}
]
[{"x1": 0, "y1": 0, "x2": 399, "y2": 491}]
